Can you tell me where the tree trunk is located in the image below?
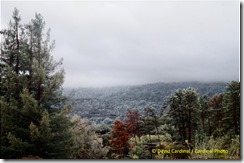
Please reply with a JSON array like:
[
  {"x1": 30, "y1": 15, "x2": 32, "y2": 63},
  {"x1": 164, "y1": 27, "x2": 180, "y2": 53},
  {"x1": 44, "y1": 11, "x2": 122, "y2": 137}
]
[
  {"x1": 37, "y1": 38, "x2": 42, "y2": 105},
  {"x1": 28, "y1": 29, "x2": 33, "y2": 92},
  {"x1": 15, "y1": 30, "x2": 19, "y2": 74},
  {"x1": 156, "y1": 126, "x2": 160, "y2": 142},
  {"x1": 201, "y1": 113, "x2": 205, "y2": 129},
  {"x1": 208, "y1": 118, "x2": 211, "y2": 136},
  {"x1": 188, "y1": 110, "x2": 192, "y2": 143},
  {"x1": 181, "y1": 108, "x2": 186, "y2": 143},
  {"x1": 233, "y1": 96, "x2": 238, "y2": 134},
  {"x1": 134, "y1": 133, "x2": 137, "y2": 145}
]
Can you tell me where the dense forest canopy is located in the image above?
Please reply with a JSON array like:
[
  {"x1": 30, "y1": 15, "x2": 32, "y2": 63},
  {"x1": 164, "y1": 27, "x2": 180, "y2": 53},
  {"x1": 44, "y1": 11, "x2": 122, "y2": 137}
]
[
  {"x1": 66, "y1": 82, "x2": 227, "y2": 124},
  {"x1": 0, "y1": 9, "x2": 240, "y2": 159}
]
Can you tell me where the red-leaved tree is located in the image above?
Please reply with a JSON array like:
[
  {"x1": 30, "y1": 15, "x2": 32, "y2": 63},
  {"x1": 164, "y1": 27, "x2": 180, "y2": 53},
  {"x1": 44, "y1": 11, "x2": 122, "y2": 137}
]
[
  {"x1": 110, "y1": 119, "x2": 130, "y2": 157},
  {"x1": 125, "y1": 109, "x2": 141, "y2": 145}
]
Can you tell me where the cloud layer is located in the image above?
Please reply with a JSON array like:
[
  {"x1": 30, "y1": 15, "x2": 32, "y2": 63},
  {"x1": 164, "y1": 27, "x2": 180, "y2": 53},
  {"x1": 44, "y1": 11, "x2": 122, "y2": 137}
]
[{"x1": 1, "y1": 1, "x2": 240, "y2": 87}]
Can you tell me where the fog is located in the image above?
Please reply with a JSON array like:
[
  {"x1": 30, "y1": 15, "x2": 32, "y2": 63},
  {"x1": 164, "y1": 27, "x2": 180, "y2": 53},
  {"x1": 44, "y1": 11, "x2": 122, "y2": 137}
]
[{"x1": 1, "y1": 1, "x2": 240, "y2": 87}]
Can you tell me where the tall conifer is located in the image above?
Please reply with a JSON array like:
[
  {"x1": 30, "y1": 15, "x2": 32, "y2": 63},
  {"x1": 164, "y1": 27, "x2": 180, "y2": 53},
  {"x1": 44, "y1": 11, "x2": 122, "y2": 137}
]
[{"x1": 1, "y1": 8, "x2": 73, "y2": 158}]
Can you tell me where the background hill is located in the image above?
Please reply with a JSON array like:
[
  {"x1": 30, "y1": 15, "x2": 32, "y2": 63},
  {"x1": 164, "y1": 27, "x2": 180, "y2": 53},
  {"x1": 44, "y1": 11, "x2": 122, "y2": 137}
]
[{"x1": 65, "y1": 82, "x2": 227, "y2": 124}]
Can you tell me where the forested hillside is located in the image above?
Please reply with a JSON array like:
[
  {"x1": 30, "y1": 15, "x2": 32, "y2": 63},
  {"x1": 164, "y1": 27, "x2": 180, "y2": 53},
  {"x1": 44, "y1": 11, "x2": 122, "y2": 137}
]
[{"x1": 67, "y1": 82, "x2": 226, "y2": 124}]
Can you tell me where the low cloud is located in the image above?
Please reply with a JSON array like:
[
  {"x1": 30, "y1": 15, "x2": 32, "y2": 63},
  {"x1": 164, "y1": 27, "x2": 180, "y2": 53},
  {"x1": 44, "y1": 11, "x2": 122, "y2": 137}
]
[{"x1": 2, "y1": 1, "x2": 239, "y2": 87}]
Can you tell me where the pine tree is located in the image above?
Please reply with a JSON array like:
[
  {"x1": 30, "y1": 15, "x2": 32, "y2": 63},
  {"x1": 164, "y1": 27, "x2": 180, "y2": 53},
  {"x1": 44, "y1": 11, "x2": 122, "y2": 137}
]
[
  {"x1": 143, "y1": 107, "x2": 161, "y2": 142},
  {"x1": 0, "y1": 8, "x2": 33, "y2": 158},
  {"x1": 208, "y1": 93, "x2": 224, "y2": 137},
  {"x1": 224, "y1": 81, "x2": 240, "y2": 135},
  {"x1": 198, "y1": 95, "x2": 209, "y2": 134},
  {"x1": 139, "y1": 116, "x2": 155, "y2": 143},
  {"x1": 167, "y1": 88, "x2": 198, "y2": 144},
  {"x1": 1, "y1": 8, "x2": 73, "y2": 158}
]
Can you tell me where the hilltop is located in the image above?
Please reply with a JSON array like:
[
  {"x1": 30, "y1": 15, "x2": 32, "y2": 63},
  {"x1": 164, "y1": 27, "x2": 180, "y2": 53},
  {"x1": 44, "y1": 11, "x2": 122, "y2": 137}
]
[{"x1": 65, "y1": 82, "x2": 227, "y2": 124}]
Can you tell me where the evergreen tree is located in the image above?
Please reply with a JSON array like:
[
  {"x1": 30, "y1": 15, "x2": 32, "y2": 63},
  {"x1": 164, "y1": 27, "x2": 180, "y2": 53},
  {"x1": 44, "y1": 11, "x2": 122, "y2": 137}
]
[
  {"x1": 198, "y1": 95, "x2": 209, "y2": 134},
  {"x1": 167, "y1": 88, "x2": 198, "y2": 144},
  {"x1": 143, "y1": 107, "x2": 161, "y2": 142},
  {"x1": 1, "y1": 8, "x2": 73, "y2": 158},
  {"x1": 139, "y1": 116, "x2": 155, "y2": 143},
  {"x1": 223, "y1": 81, "x2": 240, "y2": 135},
  {"x1": 1, "y1": 9, "x2": 33, "y2": 158},
  {"x1": 208, "y1": 93, "x2": 225, "y2": 137}
]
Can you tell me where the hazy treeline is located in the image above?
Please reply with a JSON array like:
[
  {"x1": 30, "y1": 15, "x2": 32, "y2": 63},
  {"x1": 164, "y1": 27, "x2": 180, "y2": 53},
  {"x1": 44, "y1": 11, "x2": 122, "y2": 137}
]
[{"x1": 68, "y1": 82, "x2": 226, "y2": 124}]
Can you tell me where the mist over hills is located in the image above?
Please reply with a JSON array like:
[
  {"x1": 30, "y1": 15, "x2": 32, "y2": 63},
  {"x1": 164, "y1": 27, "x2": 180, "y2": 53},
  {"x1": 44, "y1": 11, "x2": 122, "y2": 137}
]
[{"x1": 64, "y1": 82, "x2": 227, "y2": 124}]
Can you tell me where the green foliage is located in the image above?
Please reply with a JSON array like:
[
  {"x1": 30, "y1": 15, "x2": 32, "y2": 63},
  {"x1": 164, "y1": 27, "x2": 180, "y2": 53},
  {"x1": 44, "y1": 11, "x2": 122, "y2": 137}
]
[
  {"x1": 4, "y1": 133, "x2": 33, "y2": 158},
  {"x1": 193, "y1": 135, "x2": 240, "y2": 159},
  {"x1": 128, "y1": 137, "x2": 151, "y2": 159},
  {"x1": 143, "y1": 107, "x2": 162, "y2": 142},
  {"x1": 167, "y1": 88, "x2": 198, "y2": 143},
  {"x1": 223, "y1": 81, "x2": 240, "y2": 135},
  {"x1": 46, "y1": 107, "x2": 74, "y2": 158},
  {"x1": 39, "y1": 110, "x2": 51, "y2": 142},
  {"x1": 197, "y1": 95, "x2": 209, "y2": 134},
  {"x1": 228, "y1": 135, "x2": 240, "y2": 159},
  {"x1": 29, "y1": 122, "x2": 39, "y2": 142},
  {"x1": 0, "y1": 8, "x2": 73, "y2": 159}
]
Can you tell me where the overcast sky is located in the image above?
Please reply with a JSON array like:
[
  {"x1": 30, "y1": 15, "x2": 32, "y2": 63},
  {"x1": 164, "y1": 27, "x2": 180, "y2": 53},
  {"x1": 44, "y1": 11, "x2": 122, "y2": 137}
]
[{"x1": 1, "y1": 1, "x2": 240, "y2": 88}]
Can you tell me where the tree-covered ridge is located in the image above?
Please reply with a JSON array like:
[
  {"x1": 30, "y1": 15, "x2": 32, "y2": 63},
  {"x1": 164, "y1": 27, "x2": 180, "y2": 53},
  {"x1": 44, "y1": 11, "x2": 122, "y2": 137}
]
[
  {"x1": 68, "y1": 82, "x2": 227, "y2": 124},
  {"x1": 1, "y1": 9, "x2": 240, "y2": 159}
]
